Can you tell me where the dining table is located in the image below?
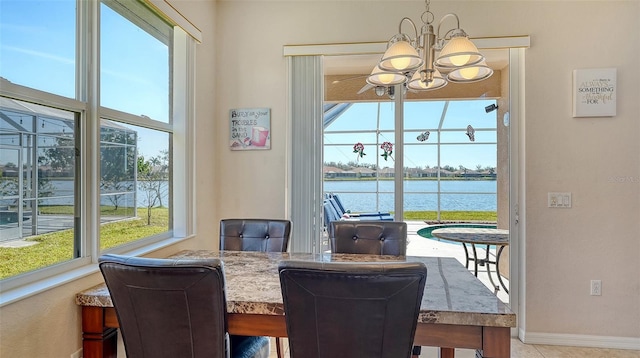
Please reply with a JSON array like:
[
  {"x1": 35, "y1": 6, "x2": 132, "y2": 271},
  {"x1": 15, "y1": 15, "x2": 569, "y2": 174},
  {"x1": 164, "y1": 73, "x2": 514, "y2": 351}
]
[{"x1": 76, "y1": 250, "x2": 516, "y2": 358}]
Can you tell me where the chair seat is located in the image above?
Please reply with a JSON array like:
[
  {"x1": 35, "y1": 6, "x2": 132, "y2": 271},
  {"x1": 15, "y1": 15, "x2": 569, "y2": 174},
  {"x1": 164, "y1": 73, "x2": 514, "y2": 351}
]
[{"x1": 230, "y1": 335, "x2": 270, "y2": 358}]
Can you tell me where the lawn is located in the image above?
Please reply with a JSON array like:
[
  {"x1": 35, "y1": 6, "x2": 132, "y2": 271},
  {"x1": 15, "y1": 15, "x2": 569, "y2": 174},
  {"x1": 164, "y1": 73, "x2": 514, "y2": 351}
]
[
  {"x1": 403, "y1": 210, "x2": 497, "y2": 222},
  {"x1": 0, "y1": 207, "x2": 168, "y2": 279}
]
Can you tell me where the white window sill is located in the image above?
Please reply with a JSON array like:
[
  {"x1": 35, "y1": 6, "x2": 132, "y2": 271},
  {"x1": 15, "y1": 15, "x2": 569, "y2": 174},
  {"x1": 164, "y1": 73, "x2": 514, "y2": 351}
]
[{"x1": 0, "y1": 236, "x2": 192, "y2": 307}]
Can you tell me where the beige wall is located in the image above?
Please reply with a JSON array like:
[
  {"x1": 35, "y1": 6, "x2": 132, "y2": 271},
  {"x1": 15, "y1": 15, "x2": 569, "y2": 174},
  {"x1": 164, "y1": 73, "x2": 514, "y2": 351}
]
[
  {"x1": 207, "y1": 0, "x2": 640, "y2": 341},
  {"x1": 1, "y1": 1, "x2": 638, "y2": 357}
]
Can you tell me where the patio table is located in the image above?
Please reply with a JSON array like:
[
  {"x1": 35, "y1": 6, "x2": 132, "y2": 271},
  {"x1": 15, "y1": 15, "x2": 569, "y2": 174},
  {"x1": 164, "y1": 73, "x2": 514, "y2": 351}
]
[{"x1": 431, "y1": 227, "x2": 510, "y2": 293}]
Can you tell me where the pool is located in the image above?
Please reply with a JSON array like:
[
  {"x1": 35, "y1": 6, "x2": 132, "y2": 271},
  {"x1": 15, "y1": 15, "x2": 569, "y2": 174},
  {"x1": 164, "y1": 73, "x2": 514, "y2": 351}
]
[{"x1": 417, "y1": 223, "x2": 497, "y2": 245}]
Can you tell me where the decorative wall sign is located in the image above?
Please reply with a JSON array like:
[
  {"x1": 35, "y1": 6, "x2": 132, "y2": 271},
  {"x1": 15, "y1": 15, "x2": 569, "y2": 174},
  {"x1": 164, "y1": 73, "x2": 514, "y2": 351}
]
[
  {"x1": 229, "y1": 108, "x2": 271, "y2": 150},
  {"x1": 572, "y1": 68, "x2": 617, "y2": 117}
]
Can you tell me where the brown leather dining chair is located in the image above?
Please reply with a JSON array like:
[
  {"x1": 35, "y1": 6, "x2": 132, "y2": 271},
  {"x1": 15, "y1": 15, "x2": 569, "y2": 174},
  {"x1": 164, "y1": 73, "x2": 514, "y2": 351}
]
[
  {"x1": 220, "y1": 218, "x2": 291, "y2": 358},
  {"x1": 278, "y1": 260, "x2": 427, "y2": 358},
  {"x1": 328, "y1": 220, "x2": 425, "y2": 356},
  {"x1": 98, "y1": 254, "x2": 270, "y2": 358},
  {"x1": 220, "y1": 218, "x2": 291, "y2": 252},
  {"x1": 328, "y1": 220, "x2": 407, "y2": 256}
]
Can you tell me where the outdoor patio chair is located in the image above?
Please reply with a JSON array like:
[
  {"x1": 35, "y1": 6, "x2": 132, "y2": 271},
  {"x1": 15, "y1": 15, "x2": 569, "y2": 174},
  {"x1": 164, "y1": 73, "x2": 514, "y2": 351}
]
[{"x1": 327, "y1": 193, "x2": 393, "y2": 220}]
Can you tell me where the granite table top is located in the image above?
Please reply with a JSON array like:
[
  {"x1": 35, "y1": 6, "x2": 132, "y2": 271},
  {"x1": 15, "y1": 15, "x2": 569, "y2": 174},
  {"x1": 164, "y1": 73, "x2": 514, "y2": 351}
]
[
  {"x1": 76, "y1": 250, "x2": 516, "y2": 328},
  {"x1": 431, "y1": 228, "x2": 510, "y2": 246}
]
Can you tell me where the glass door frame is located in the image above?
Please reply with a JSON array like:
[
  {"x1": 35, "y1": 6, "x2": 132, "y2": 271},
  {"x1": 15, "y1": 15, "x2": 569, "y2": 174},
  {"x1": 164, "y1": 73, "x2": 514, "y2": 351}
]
[{"x1": 285, "y1": 38, "x2": 529, "y2": 336}]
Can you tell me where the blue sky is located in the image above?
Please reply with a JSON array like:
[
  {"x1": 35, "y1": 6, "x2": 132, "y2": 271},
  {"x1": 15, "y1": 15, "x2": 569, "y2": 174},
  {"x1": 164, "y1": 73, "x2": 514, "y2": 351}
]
[
  {"x1": 2, "y1": 1, "x2": 498, "y2": 167},
  {"x1": 0, "y1": 0, "x2": 169, "y2": 159},
  {"x1": 324, "y1": 100, "x2": 498, "y2": 169}
]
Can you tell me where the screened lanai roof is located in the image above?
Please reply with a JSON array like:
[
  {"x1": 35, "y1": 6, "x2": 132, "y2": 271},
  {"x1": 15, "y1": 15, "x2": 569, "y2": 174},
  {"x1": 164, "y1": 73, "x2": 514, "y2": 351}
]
[
  {"x1": 323, "y1": 103, "x2": 352, "y2": 128},
  {"x1": 0, "y1": 97, "x2": 135, "y2": 134}
]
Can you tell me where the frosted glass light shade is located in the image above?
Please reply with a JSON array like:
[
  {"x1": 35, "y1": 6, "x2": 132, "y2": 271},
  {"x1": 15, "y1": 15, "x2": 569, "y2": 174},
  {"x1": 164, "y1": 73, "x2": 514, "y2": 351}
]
[
  {"x1": 367, "y1": 66, "x2": 407, "y2": 86},
  {"x1": 407, "y1": 69, "x2": 447, "y2": 91},
  {"x1": 446, "y1": 61, "x2": 493, "y2": 83},
  {"x1": 435, "y1": 35, "x2": 483, "y2": 70},
  {"x1": 379, "y1": 40, "x2": 422, "y2": 72}
]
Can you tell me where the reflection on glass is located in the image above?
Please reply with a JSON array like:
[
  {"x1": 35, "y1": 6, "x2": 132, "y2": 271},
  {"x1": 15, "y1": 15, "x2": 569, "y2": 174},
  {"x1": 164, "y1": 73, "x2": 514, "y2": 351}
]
[
  {"x1": 0, "y1": 97, "x2": 77, "y2": 278},
  {"x1": 99, "y1": 120, "x2": 170, "y2": 250}
]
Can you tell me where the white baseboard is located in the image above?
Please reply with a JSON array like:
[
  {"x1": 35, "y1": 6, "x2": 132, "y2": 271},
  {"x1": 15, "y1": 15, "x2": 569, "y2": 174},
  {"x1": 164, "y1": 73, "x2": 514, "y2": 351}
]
[{"x1": 519, "y1": 329, "x2": 640, "y2": 351}]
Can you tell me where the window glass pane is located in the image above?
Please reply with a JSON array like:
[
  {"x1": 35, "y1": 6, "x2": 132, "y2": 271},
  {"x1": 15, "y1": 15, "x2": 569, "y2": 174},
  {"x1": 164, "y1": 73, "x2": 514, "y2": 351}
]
[
  {"x1": 324, "y1": 144, "x2": 379, "y2": 167},
  {"x1": 324, "y1": 132, "x2": 377, "y2": 146},
  {"x1": 325, "y1": 102, "x2": 378, "y2": 131},
  {"x1": 439, "y1": 130, "x2": 497, "y2": 143},
  {"x1": 0, "y1": 0, "x2": 76, "y2": 98},
  {"x1": 0, "y1": 97, "x2": 77, "y2": 279},
  {"x1": 404, "y1": 130, "x2": 435, "y2": 144},
  {"x1": 441, "y1": 100, "x2": 498, "y2": 130},
  {"x1": 403, "y1": 143, "x2": 437, "y2": 169},
  {"x1": 100, "y1": 2, "x2": 171, "y2": 122},
  {"x1": 440, "y1": 144, "x2": 496, "y2": 170},
  {"x1": 99, "y1": 120, "x2": 170, "y2": 250},
  {"x1": 404, "y1": 101, "x2": 445, "y2": 130},
  {"x1": 323, "y1": 101, "x2": 395, "y2": 217}
]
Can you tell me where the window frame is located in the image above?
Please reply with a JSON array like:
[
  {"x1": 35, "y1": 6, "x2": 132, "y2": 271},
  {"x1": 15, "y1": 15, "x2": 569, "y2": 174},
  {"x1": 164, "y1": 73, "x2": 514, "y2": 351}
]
[{"x1": 0, "y1": 0, "x2": 196, "y2": 305}]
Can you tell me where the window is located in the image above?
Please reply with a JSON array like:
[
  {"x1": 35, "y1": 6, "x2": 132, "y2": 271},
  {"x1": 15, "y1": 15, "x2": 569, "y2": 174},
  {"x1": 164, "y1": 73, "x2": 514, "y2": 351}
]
[
  {"x1": 99, "y1": 0, "x2": 173, "y2": 249},
  {"x1": 0, "y1": 0, "x2": 195, "y2": 288}
]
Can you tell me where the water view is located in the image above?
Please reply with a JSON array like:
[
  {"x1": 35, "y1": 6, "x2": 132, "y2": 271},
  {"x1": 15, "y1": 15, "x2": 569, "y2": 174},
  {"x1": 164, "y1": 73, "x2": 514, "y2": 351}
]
[{"x1": 324, "y1": 179, "x2": 496, "y2": 213}]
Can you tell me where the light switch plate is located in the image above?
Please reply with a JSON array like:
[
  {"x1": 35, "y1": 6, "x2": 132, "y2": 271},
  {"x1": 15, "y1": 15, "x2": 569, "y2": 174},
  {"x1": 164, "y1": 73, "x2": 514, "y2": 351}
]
[{"x1": 548, "y1": 192, "x2": 572, "y2": 208}]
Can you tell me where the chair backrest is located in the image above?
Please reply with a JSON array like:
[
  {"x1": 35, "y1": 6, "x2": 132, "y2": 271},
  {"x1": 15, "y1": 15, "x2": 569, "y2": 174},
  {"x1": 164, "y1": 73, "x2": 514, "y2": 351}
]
[
  {"x1": 325, "y1": 195, "x2": 346, "y2": 216},
  {"x1": 278, "y1": 260, "x2": 427, "y2": 358},
  {"x1": 322, "y1": 200, "x2": 342, "y2": 228},
  {"x1": 98, "y1": 254, "x2": 229, "y2": 358},
  {"x1": 329, "y1": 220, "x2": 407, "y2": 256},
  {"x1": 327, "y1": 193, "x2": 347, "y2": 214},
  {"x1": 220, "y1": 219, "x2": 291, "y2": 252}
]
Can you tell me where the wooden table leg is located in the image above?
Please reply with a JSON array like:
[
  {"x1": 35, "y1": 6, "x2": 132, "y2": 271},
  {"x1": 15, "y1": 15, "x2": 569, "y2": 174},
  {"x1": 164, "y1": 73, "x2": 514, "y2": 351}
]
[
  {"x1": 82, "y1": 306, "x2": 118, "y2": 358},
  {"x1": 439, "y1": 347, "x2": 455, "y2": 358},
  {"x1": 479, "y1": 326, "x2": 510, "y2": 358}
]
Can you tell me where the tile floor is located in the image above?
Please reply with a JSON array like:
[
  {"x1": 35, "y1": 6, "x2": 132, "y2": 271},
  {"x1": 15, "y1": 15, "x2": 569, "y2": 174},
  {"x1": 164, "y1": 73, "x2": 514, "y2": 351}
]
[
  {"x1": 268, "y1": 221, "x2": 640, "y2": 358},
  {"x1": 269, "y1": 337, "x2": 640, "y2": 357}
]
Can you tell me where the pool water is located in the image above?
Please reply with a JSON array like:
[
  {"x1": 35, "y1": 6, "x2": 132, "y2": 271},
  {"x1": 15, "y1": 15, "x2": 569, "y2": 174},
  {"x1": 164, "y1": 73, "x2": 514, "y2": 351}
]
[{"x1": 417, "y1": 223, "x2": 497, "y2": 246}]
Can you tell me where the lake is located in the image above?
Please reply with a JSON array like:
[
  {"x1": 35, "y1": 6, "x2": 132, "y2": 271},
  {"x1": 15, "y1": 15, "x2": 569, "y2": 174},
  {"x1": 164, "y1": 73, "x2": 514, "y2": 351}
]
[
  {"x1": 34, "y1": 179, "x2": 494, "y2": 212},
  {"x1": 29, "y1": 180, "x2": 169, "y2": 209},
  {"x1": 324, "y1": 180, "x2": 496, "y2": 212}
]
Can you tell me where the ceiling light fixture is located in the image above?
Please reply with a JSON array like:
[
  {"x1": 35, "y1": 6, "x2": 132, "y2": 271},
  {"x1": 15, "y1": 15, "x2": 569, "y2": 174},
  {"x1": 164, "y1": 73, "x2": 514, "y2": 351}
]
[{"x1": 372, "y1": 0, "x2": 493, "y2": 93}]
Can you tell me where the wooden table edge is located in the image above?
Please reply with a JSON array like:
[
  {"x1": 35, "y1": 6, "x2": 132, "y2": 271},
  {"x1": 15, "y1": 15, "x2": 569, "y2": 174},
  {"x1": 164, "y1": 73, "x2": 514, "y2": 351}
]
[{"x1": 82, "y1": 306, "x2": 511, "y2": 358}]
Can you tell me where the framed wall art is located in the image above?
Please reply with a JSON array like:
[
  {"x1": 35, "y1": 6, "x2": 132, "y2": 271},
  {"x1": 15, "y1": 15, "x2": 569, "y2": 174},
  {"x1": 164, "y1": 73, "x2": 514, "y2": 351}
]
[
  {"x1": 572, "y1": 68, "x2": 616, "y2": 117},
  {"x1": 229, "y1": 108, "x2": 271, "y2": 150}
]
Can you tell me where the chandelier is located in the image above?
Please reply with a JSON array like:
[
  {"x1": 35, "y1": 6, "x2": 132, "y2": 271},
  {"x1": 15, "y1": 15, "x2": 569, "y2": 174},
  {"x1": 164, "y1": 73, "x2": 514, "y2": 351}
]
[{"x1": 367, "y1": 0, "x2": 493, "y2": 92}]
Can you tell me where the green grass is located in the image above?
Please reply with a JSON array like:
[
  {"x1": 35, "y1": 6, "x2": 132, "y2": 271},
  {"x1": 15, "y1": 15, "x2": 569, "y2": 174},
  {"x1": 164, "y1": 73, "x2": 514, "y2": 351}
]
[
  {"x1": 38, "y1": 205, "x2": 137, "y2": 216},
  {"x1": 324, "y1": 177, "x2": 496, "y2": 181},
  {"x1": 0, "y1": 207, "x2": 168, "y2": 280},
  {"x1": 402, "y1": 210, "x2": 497, "y2": 222}
]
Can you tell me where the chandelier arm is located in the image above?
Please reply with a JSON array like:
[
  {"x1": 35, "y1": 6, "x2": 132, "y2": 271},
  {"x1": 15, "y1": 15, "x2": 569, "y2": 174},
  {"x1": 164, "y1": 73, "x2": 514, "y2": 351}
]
[
  {"x1": 435, "y1": 13, "x2": 461, "y2": 42},
  {"x1": 398, "y1": 17, "x2": 419, "y2": 44}
]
